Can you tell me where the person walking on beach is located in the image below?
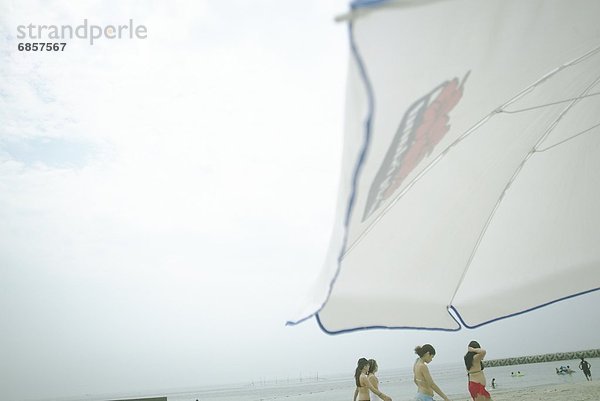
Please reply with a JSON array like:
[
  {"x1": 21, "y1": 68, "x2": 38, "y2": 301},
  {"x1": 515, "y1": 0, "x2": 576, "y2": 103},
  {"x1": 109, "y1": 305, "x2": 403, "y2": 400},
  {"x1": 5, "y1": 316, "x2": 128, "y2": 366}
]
[
  {"x1": 579, "y1": 357, "x2": 592, "y2": 381},
  {"x1": 413, "y1": 344, "x2": 451, "y2": 401},
  {"x1": 464, "y1": 341, "x2": 492, "y2": 400},
  {"x1": 353, "y1": 358, "x2": 392, "y2": 401},
  {"x1": 367, "y1": 359, "x2": 383, "y2": 399},
  {"x1": 354, "y1": 358, "x2": 369, "y2": 401}
]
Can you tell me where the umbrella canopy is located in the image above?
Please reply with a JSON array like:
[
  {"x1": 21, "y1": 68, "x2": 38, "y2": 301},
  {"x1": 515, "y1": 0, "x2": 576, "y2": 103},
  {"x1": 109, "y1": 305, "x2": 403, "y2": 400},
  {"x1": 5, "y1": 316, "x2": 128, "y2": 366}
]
[{"x1": 289, "y1": 0, "x2": 600, "y2": 333}]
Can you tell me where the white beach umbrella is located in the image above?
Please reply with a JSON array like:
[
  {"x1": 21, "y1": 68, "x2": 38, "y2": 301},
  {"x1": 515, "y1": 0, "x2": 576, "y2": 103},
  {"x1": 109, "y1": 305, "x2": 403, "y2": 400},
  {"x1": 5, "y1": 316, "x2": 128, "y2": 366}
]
[{"x1": 289, "y1": 0, "x2": 600, "y2": 333}]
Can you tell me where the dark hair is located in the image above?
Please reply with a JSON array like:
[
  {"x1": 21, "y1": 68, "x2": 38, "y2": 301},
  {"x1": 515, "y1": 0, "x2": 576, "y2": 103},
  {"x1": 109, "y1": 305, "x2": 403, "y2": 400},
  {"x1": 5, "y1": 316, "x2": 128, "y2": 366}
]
[
  {"x1": 368, "y1": 359, "x2": 378, "y2": 374},
  {"x1": 414, "y1": 344, "x2": 436, "y2": 357},
  {"x1": 464, "y1": 340, "x2": 484, "y2": 371},
  {"x1": 355, "y1": 358, "x2": 369, "y2": 386}
]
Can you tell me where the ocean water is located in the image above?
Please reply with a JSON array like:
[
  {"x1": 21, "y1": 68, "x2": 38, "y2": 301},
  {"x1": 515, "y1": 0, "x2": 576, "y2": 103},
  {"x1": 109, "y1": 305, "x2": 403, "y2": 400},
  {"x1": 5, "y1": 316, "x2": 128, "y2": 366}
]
[{"x1": 162, "y1": 357, "x2": 598, "y2": 401}]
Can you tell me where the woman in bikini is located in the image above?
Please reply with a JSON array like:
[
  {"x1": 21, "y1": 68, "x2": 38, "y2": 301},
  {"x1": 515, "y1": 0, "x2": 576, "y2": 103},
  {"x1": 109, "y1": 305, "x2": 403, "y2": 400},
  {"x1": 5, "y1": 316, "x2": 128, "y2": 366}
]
[
  {"x1": 353, "y1": 358, "x2": 392, "y2": 401},
  {"x1": 413, "y1": 344, "x2": 451, "y2": 401},
  {"x1": 464, "y1": 341, "x2": 492, "y2": 400},
  {"x1": 367, "y1": 359, "x2": 381, "y2": 397}
]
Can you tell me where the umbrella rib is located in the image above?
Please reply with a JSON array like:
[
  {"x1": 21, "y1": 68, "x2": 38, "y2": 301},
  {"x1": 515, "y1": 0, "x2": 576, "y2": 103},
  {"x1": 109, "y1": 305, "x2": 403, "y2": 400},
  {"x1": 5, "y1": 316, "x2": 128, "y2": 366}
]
[
  {"x1": 535, "y1": 122, "x2": 600, "y2": 153},
  {"x1": 501, "y1": 91, "x2": 600, "y2": 114},
  {"x1": 448, "y1": 73, "x2": 600, "y2": 307},
  {"x1": 342, "y1": 43, "x2": 600, "y2": 260},
  {"x1": 335, "y1": 0, "x2": 451, "y2": 23}
]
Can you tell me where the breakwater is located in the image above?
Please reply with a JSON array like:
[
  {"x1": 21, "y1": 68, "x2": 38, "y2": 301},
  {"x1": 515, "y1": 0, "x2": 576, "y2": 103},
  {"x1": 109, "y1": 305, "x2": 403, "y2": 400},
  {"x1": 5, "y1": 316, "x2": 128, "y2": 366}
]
[{"x1": 484, "y1": 348, "x2": 600, "y2": 367}]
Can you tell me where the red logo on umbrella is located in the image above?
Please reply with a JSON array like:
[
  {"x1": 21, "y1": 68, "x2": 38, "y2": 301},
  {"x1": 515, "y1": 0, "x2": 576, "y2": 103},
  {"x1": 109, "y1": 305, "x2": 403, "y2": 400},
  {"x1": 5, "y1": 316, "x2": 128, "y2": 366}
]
[{"x1": 363, "y1": 72, "x2": 469, "y2": 221}]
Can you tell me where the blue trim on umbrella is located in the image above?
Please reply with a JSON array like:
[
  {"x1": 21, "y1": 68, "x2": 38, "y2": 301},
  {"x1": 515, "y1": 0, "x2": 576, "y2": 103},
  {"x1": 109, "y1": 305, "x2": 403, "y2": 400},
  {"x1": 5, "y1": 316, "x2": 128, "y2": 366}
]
[
  {"x1": 286, "y1": 18, "x2": 375, "y2": 328},
  {"x1": 316, "y1": 309, "x2": 462, "y2": 335},
  {"x1": 450, "y1": 287, "x2": 600, "y2": 329},
  {"x1": 351, "y1": 0, "x2": 392, "y2": 9}
]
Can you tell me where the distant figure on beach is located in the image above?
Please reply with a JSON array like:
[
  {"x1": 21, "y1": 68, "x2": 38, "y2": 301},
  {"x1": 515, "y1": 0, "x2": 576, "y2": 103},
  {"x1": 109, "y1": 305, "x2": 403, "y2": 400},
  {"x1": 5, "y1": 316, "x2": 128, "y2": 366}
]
[
  {"x1": 491, "y1": 378, "x2": 495, "y2": 389},
  {"x1": 413, "y1": 344, "x2": 451, "y2": 401},
  {"x1": 464, "y1": 341, "x2": 492, "y2": 401},
  {"x1": 353, "y1": 357, "x2": 392, "y2": 401},
  {"x1": 579, "y1": 357, "x2": 592, "y2": 381}
]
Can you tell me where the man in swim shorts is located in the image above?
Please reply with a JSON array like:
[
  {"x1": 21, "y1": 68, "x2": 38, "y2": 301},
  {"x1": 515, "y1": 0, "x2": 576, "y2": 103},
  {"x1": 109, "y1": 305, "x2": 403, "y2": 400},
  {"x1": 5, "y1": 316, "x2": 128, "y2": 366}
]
[{"x1": 579, "y1": 357, "x2": 592, "y2": 381}]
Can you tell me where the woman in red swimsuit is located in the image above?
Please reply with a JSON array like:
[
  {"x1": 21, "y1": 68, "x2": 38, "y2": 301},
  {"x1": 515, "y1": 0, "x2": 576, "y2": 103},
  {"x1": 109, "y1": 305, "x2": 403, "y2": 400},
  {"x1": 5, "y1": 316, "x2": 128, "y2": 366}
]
[{"x1": 464, "y1": 341, "x2": 492, "y2": 400}]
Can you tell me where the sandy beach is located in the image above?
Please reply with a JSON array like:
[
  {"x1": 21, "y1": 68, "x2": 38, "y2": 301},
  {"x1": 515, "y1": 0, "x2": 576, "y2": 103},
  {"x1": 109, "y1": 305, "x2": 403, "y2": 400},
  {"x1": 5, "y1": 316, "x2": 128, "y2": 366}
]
[{"x1": 453, "y1": 380, "x2": 599, "y2": 401}]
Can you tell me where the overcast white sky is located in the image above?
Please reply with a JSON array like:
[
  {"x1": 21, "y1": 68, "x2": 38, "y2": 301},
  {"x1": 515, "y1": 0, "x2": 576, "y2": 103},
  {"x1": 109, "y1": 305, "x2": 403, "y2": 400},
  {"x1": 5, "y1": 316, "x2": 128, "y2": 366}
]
[{"x1": 1, "y1": 1, "x2": 599, "y2": 401}]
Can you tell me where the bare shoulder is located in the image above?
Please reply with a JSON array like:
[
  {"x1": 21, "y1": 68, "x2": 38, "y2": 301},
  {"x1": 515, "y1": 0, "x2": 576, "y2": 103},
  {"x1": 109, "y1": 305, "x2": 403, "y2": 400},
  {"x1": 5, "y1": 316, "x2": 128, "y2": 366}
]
[{"x1": 415, "y1": 360, "x2": 429, "y2": 375}]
